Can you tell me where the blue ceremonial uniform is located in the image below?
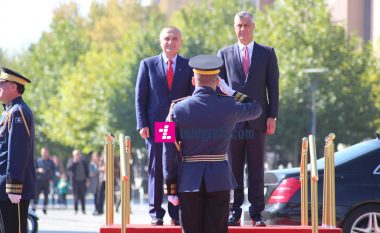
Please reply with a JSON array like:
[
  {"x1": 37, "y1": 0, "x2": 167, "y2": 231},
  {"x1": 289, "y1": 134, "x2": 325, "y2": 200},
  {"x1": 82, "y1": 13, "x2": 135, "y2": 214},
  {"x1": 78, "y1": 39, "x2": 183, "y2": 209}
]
[
  {"x1": 163, "y1": 86, "x2": 262, "y2": 193},
  {"x1": 163, "y1": 85, "x2": 262, "y2": 233},
  {"x1": 0, "y1": 96, "x2": 36, "y2": 201},
  {"x1": 0, "y1": 66, "x2": 35, "y2": 233}
]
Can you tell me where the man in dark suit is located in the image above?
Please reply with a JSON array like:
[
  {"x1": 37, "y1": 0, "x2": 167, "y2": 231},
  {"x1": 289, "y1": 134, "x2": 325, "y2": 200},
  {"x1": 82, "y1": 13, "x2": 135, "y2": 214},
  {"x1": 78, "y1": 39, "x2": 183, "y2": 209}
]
[
  {"x1": 163, "y1": 55, "x2": 262, "y2": 233},
  {"x1": 135, "y1": 26, "x2": 193, "y2": 225},
  {"x1": 217, "y1": 11, "x2": 279, "y2": 226},
  {"x1": 0, "y1": 67, "x2": 36, "y2": 233}
]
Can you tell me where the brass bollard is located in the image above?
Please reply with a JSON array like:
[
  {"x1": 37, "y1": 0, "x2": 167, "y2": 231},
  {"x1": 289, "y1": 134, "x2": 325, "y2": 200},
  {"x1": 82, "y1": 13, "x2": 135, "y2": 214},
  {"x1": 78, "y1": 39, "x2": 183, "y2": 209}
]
[
  {"x1": 300, "y1": 137, "x2": 309, "y2": 226},
  {"x1": 308, "y1": 135, "x2": 319, "y2": 233},
  {"x1": 105, "y1": 133, "x2": 115, "y2": 226},
  {"x1": 119, "y1": 134, "x2": 131, "y2": 233},
  {"x1": 125, "y1": 136, "x2": 131, "y2": 225},
  {"x1": 322, "y1": 133, "x2": 336, "y2": 227}
]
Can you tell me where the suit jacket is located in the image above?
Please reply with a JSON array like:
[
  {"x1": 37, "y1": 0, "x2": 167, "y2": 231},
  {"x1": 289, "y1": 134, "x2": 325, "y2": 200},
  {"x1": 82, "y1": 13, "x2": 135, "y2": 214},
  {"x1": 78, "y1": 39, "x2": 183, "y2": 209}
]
[
  {"x1": 163, "y1": 87, "x2": 262, "y2": 194},
  {"x1": 217, "y1": 42, "x2": 279, "y2": 130},
  {"x1": 135, "y1": 54, "x2": 194, "y2": 136}
]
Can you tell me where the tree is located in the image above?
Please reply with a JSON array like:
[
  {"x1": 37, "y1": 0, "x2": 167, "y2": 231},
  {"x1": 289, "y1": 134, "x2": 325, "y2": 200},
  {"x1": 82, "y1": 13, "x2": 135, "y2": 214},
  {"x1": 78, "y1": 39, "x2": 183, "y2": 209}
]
[
  {"x1": 12, "y1": 2, "x2": 91, "y2": 155},
  {"x1": 255, "y1": 0, "x2": 379, "y2": 164},
  {"x1": 35, "y1": 0, "x2": 165, "y2": 153},
  {"x1": 171, "y1": 0, "x2": 255, "y2": 56}
]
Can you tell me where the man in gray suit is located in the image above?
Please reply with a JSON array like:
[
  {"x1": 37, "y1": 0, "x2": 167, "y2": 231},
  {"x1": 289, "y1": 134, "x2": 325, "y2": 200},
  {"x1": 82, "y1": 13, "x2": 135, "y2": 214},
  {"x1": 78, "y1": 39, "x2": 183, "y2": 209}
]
[{"x1": 217, "y1": 11, "x2": 279, "y2": 227}]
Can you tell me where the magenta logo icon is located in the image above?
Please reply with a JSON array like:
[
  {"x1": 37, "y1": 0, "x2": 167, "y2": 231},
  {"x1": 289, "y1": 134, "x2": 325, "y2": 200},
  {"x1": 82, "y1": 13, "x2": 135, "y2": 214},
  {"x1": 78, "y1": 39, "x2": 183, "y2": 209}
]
[{"x1": 154, "y1": 122, "x2": 176, "y2": 143}]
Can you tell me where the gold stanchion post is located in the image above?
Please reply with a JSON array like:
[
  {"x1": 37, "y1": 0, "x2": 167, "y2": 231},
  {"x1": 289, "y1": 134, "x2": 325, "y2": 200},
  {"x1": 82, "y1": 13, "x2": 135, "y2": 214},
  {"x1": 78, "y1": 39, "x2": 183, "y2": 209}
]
[
  {"x1": 105, "y1": 133, "x2": 114, "y2": 226},
  {"x1": 308, "y1": 135, "x2": 319, "y2": 233},
  {"x1": 119, "y1": 134, "x2": 131, "y2": 233},
  {"x1": 322, "y1": 133, "x2": 336, "y2": 227},
  {"x1": 300, "y1": 137, "x2": 309, "y2": 226},
  {"x1": 125, "y1": 136, "x2": 131, "y2": 225}
]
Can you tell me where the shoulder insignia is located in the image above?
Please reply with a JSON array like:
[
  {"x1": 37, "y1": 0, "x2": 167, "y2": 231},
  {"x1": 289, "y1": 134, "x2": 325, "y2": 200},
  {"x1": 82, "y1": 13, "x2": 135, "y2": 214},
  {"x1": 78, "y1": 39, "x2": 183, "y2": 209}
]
[
  {"x1": 14, "y1": 116, "x2": 24, "y2": 124},
  {"x1": 7, "y1": 107, "x2": 31, "y2": 136}
]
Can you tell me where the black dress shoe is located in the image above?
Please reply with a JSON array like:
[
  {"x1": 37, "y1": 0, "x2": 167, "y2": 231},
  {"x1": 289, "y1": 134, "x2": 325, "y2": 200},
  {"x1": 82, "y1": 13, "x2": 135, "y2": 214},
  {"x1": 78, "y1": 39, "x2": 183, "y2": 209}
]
[
  {"x1": 251, "y1": 214, "x2": 266, "y2": 227},
  {"x1": 151, "y1": 218, "x2": 164, "y2": 226},
  {"x1": 228, "y1": 216, "x2": 241, "y2": 226},
  {"x1": 93, "y1": 211, "x2": 103, "y2": 216}
]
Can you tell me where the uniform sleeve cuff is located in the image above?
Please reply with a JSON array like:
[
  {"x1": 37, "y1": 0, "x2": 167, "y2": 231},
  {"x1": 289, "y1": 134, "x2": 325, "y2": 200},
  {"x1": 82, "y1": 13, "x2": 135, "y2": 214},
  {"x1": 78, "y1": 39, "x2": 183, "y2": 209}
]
[
  {"x1": 6, "y1": 177, "x2": 23, "y2": 194},
  {"x1": 233, "y1": 92, "x2": 252, "y2": 103},
  {"x1": 6, "y1": 183, "x2": 23, "y2": 194}
]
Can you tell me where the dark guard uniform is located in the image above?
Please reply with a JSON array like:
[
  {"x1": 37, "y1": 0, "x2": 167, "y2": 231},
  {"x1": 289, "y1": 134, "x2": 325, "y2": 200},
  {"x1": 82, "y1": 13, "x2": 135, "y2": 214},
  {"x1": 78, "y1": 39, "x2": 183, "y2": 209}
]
[
  {"x1": 0, "y1": 67, "x2": 36, "y2": 233},
  {"x1": 163, "y1": 55, "x2": 262, "y2": 233}
]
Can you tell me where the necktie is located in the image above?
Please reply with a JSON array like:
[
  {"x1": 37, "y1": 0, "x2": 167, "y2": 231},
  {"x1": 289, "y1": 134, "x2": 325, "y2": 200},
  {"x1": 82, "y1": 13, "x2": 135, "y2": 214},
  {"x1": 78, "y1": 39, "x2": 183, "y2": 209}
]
[
  {"x1": 166, "y1": 59, "x2": 174, "y2": 90},
  {"x1": 242, "y1": 46, "x2": 250, "y2": 77}
]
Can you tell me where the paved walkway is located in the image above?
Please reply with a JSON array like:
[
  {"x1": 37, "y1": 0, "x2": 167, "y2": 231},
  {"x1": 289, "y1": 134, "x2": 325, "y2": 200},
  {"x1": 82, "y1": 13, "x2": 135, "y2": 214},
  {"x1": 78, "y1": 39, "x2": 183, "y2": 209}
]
[
  {"x1": 36, "y1": 192, "x2": 251, "y2": 232},
  {"x1": 36, "y1": 195, "x2": 173, "y2": 233}
]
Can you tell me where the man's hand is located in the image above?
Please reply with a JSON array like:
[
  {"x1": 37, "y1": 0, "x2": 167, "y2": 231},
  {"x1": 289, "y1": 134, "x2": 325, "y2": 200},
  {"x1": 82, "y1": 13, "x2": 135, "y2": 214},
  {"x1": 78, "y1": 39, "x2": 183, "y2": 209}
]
[
  {"x1": 139, "y1": 127, "x2": 150, "y2": 139},
  {"x1": 218, "y1": 78, "x2": 235, "y2": 96},
  {"x1": 168, "y1": 195, "x2": 179, "y2": 206},
  {"x1": 266, "y1": 117, "x2": 277, "y2": 135},
  {"x1": 8, "y1": 194, "x2": 21, "y2": 204},
  {"x1": 37, "y1": 168, "x2": 45, "y2": 174}
]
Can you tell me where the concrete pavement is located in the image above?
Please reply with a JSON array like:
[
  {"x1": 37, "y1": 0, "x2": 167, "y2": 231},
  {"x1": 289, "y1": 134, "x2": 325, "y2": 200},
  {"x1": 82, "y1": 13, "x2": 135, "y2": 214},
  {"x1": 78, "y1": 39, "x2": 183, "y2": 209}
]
[{"x1": 36, "y1": 195, "x2": 173, "y2": 233}]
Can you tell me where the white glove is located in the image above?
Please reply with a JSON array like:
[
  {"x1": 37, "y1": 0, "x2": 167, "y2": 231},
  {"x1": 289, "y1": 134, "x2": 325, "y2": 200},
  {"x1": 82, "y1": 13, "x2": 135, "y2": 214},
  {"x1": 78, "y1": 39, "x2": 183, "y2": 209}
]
[
  {"x1": 168, "y1": 195, "x2": 179, "y2": 206},
  {"x1": 218, "y1": 78, "x2": 235, "y2": 96},
  {"x1": 8, "y1": 194, "x2": 21, "y2": 204}
]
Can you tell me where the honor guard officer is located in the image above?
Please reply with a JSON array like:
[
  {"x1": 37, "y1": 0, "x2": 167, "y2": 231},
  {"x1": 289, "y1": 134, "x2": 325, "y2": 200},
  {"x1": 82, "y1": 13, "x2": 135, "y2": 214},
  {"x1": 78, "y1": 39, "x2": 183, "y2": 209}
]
[
  {"x1": 163, "y1": 55, "x2": 262, "y2": 233},
  {"x1": 0, "y1": 67, "x2": 36, "y2": 233}
]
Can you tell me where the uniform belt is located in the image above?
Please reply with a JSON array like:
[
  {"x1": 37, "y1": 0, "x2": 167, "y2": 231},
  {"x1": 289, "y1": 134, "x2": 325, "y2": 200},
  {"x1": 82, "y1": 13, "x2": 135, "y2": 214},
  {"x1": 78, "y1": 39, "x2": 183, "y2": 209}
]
[{"x1": 182, "y1": 154, "x2": 227, "y2": 162}]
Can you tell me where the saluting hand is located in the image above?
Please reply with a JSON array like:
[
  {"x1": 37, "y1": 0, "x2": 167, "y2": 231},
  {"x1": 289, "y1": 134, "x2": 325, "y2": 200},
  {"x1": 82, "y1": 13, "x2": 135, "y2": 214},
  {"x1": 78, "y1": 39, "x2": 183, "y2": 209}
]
[
  {"x1": 218, "y1": 77, "x2": 235, "y2": 96},
  {"x1": 139, "y1": 127, "x2": 150, "y2": 139}
]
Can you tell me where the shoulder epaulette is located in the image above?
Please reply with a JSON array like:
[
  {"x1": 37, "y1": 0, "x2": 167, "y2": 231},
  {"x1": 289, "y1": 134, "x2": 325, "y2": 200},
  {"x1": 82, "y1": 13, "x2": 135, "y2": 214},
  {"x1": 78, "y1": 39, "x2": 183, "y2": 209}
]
[
  {"x1": 168, "y1": 96, "x2": 191, "y2": 122},
  {"x1": 172, "y1": 96, "x2": 191, "y2": 104}
]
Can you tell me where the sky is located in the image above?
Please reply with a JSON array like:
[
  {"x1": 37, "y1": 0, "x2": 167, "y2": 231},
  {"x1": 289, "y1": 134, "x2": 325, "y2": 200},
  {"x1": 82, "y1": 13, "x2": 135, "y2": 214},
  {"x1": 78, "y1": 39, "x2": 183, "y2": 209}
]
[{"x1": 0, "y1": 0, "x2": 96, "y2": 55}]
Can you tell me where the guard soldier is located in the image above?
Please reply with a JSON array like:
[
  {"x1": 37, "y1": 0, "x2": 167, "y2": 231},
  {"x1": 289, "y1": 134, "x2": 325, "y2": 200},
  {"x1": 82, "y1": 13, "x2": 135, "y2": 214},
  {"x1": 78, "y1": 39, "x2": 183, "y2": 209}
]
[
  {"x1": 0, "y1": 67, "x2": 36, "y2": 233},
  {"x1": 163, "y1": 55, "x2": 262, "y2": 233}
]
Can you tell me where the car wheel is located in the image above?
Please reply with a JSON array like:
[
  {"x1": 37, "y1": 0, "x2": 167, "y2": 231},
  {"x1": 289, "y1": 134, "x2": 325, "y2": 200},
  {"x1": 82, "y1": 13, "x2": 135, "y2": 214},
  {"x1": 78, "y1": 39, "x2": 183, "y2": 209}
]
[
  {"x1": 27, "y1": 214, "x2": 38, "y2": 233},
  {"x1": 342, "y1": 204, "x2": 380, "y2": 233}
]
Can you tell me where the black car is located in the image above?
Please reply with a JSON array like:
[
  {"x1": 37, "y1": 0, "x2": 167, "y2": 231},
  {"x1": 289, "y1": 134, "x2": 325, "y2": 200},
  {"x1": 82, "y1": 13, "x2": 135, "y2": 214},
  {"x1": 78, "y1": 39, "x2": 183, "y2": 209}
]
[{"x1": 263, "y1": 136, "x2": 380, "y2": 233}]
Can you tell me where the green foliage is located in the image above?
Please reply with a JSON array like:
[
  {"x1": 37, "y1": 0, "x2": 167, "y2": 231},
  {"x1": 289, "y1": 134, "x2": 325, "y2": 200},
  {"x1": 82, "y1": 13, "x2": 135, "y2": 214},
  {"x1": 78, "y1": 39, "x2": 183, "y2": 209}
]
[
  {"x1": 172, "y1": 0, "x2": 255, "y2": 56},
  {"x1": 10, "y1": 0, "x2": 165, "y2": 156},
  {"x1": 255, "y1": 0, "x2": 379, "y2": 163}
]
